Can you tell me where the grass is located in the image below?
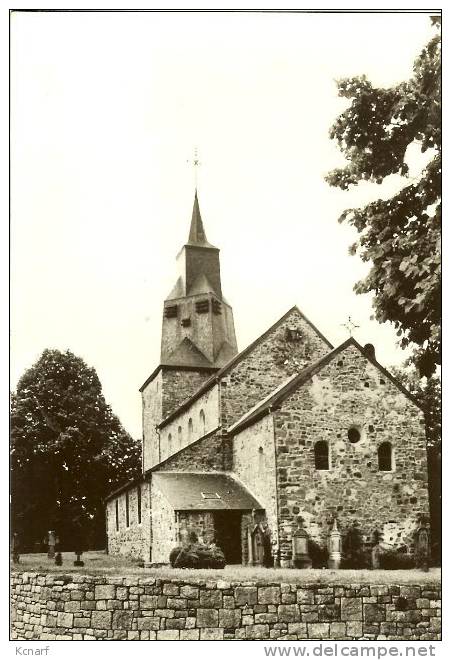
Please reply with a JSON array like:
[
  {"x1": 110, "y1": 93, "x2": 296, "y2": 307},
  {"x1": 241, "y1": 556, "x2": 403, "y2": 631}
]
[{"x1": 11, "y1": 551, "x2": 440, "y2": 585}]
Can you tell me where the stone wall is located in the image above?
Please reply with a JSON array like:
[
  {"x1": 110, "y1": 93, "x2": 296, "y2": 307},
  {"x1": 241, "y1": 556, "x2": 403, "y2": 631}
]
[
  {"x1": 233, "y1": 415, "x2": 279, "y2": 553},
  {"x1": 142, "y1": 368, "x2": 214, "y2": 472},
  {"x1": 159, "y1": 383, "x2": 219, "y2": 461},
  {"x1": 220, "y1": 308, "x2": 332, "y2": 430},
  {"x1": 150, "y1": 479, "x2": 176, "y2": 563},
  {"x1": 10, "y1": 572, "x2": 441, "y2": 641},
  {"x1": 273, "y1": 344, "x2": 429, "y2": 561},
  {"x1": 106, "y1": 482, "x2": 151, "y2": 562},
  {"x1": 154, "y1": 429, "x2": 228, "y2": 473}
]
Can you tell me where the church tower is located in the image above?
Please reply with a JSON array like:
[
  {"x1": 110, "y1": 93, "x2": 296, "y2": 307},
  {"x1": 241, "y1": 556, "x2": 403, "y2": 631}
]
[
  {"x1": 161, "y1": 190, "x2": 238, "y2": 368},
  {"x1": 140, "y1": 191, "x2": 238, "y2": 472}
]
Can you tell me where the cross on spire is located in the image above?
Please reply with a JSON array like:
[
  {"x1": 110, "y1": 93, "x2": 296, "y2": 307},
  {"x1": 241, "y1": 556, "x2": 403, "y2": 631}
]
[
  {"x1": 187, "y1": 148, "x2": 201, "y2": 189},
  {"x1": 341, "y1": 316, "x2": 360, "y2": 336}
]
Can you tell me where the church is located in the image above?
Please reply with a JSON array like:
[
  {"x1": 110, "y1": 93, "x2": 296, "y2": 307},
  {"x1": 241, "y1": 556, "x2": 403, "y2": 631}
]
[{"x1": 105, "y1": 191, "x2": 429, "y2": 567}]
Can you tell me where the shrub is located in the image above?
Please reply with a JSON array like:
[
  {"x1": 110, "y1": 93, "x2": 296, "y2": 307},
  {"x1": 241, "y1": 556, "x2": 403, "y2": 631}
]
[
  {"x1": 169, "y1": 542, "x2": 226, "y2": 569},
  {"x1": 379, "y1": 549, "x2": 415, "y2": 570}
]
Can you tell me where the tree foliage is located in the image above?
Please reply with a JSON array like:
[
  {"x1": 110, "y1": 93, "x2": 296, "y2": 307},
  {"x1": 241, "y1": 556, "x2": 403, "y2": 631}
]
[
  {"x1": 10, "y1": 349, "x2": 141, "y2": 550},
  {"x1": 392, "y1": 365, "x2": 441, "y2": 562},
  {"x1": 326, "y1": 21, "x2": 441, "y2": 377}
]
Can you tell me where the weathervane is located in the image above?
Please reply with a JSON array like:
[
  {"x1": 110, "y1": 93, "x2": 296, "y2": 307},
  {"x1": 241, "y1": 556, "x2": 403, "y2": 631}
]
[
  {"x1": 187, "y1": 147, "x2": 201, "y2": 189},
  {"x1": 341, "y1": 316, "x2": 360, "y2": 336}
]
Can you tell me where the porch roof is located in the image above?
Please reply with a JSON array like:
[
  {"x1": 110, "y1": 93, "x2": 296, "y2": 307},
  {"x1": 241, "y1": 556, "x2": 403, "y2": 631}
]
[{"x1": 153, "y1": 472, "x2": 263, "y2": 511}]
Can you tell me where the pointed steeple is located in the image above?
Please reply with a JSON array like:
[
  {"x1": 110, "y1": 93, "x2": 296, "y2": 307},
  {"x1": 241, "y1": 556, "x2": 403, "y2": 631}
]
[{"x1": 187, "y1": 190, "x2": 216, "y2": 248}]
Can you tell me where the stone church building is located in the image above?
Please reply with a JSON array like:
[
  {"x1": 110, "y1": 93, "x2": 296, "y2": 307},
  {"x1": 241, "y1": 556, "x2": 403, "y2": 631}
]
[{"x1": 105, "y1": 192, "x2": 429, "y2": 566}]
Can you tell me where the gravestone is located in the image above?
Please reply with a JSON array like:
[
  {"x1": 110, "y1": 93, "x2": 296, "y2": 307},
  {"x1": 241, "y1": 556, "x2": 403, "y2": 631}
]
[
  {"x1": 11, "y1": 533, "x2": 20, "y2": 564},
  {"x1": 415, "y1": 524, "x2": 430, "y2": 572},
  {"x1": 47, "y1": 530, "x2": 56, "y2": 559}
]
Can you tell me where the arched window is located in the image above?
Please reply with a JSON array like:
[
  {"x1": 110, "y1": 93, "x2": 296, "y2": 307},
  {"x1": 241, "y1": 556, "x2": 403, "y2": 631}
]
[
  {"x1": 168, "y1": 433, "x2": 172, "y2": 456},
  {"x1": 178, "y1": 426, "x2": 183, "y2": 448},
  {"x1": 199, "y1": 409, "x2": 206, "y2": 436},
  {"x1": 314, "y1": 441, "x2": 329, "y2": 470},
  {"x1": 188, "y1": 418, "x2": 193, "y2": 443},
  {"x1": 378, "y1": 442, "x2": 393, "y2": 471}
]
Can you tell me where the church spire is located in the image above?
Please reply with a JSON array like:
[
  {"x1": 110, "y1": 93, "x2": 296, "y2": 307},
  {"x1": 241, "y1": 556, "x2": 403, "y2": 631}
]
[{"x1": 187, "y1": 190, "x2": 215, "y2": 248}]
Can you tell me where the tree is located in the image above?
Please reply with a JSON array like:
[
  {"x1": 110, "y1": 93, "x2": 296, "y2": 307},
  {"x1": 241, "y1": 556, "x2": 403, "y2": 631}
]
[
  {"x1": 391, "y1": 366, "x2": 441, "y2": 562},
  {"x1": 326, "y1": 19, "x2": 441, "y2": 378},
  {"x1": 10, "y1": 349, "x2": 141, "y2": 550}
]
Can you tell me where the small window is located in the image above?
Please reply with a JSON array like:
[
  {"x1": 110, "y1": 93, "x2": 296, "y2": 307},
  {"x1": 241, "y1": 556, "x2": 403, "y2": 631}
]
[
  {"x1": 125, "y1": 491, "x2": 130, "y2": 527},
  {"x1": 168, "y1": 433, "x2": 172, "y2": 455},
  {"x1": 348, "y1": 427, "x2": 361, "y2": 444},
  {"x1": 178, "y1": 426, "x2": 183, "y2": 448},
  {"x1": 314, "y1": 441, "x2": 329, "y2": 470},
  {"x1": 188, "y1": 418, "x2": 193, "y2": 443},
  {"x1": 195, "y1": 299, "x2": 210, "y2": 314},
  {"x1": 378, "y1": 442, "x2": 393, "y2": 471},
  {"x1": 137, "y1": 485, "x2": 142, "y2": 524},
  {"x1": 201, "y1": 491, "x2": 221, "y2": 500},
  {"x1": 165, "y1": 304, "x2": 178, "y2": 318},
  {"x1": 115, "y1": 499, "x2": 119, "y2": 531},
  {"x1": 199, "y1": 409, "x2": 206, "y2": 435}
]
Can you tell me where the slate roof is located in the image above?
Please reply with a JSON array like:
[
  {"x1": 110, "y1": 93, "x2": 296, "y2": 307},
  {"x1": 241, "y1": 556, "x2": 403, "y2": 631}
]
[
  {"x1": 228, "y1": 337, "x2": 424, "y2": 435},
  {"x1": 152, "y1": 472, "x2": 262, "y2": 511}
]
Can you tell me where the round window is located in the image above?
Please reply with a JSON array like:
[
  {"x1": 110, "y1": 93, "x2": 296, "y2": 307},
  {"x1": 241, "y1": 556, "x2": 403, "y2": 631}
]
[{"x1": 348, "y1": 427, "x2": 361, "y2": 443}]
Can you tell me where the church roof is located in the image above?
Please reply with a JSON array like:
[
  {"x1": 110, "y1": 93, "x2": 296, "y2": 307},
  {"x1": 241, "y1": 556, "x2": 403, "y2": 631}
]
[
  {"x1": 153, "y1": 305, "x2": 333, "y2": 423},
  {"x1": 186, "y1": 190, "x2": 217, "y2": 249},
  {"x1": 164, "y1": 337, "x2": 214, "y2": 368},
  {"x1": 227, "y1": 337, "x2": 425, "y2": 435},
  {"x1": 152, "y1": 472, "x2": 263, "y2": 511}
]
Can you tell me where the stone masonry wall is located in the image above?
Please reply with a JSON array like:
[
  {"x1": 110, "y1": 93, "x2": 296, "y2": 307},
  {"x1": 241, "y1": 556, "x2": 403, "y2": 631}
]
[
  {"x1": 153, "y1": 430, "x2": 228, "y2": 473},
  {"x1": 159, "y1": 384, "x2": 219, "y2": 462},
  {"x1": 233, "y1": 415, "x2": 279, "y2": 554},
  {"x1": 150, "y1": 480, "x2": 176, "y2": 563},
  {"x1": 11, "y1": 572, "x2": 441, "y2": 641},
  {"x1": 220, "y1": 309, "x2": 331, "y2": 430},
  {"x1": 142, "y1": 368, "x2": 214, "y2": 472},
  {"x1": 106, "y1": 482, "x2": 151, "y2": 562},
  {"x1": 274, "y1": 344, "x2": 429, "y2": 561}
]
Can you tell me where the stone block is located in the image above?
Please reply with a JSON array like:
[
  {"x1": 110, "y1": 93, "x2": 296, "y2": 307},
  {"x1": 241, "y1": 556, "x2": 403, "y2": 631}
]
[
  {"x1": 56, "y1": 612, "x2": 73, "y2": 628},
  {"x1": 287, "y1": 622, "x2": 308, "y2": 637},
  {"x1": 112, "y1": 610, "x2": 133, "y2": 629},
  {"x1": 258, "y1": 586, "x2": 281, "y2": 605},
  {"x1": 180, "y1": 585, "x2": 199, "y2": 599},
  {"x1": 94, "y1": 585, "x2": 116, "y2": 600},
  {"x1": 140, "y1": 595, "x2": 158, "y2": 609},
  {"x1": 200, "y1": 590, "x2": 222, "y2": 608},
  {"x1": 157, "y1": 630, "x2": 179, "y2": 640},
  {"x1": 278, "y1": 604, "x2": 300, "y2": 623},
  {"x1": 330, "y1": 622, "x2": 346, "y2": 638},
  {"x1": 162, "y1": 583, "x2": 179, "y2": 596},
  {"x1": 246, "y1": 624, "x2": 270, "y2": 640},
  {"x1": 197, "y1": 608, "x2": 219, "y2": 627},
  {"x1": 341, "y1": 598, "x2": 362, "y2": 621},
  {"x1": 364, "y1": 603, "x2": 385, "y2": 623},
  {"x1": 308, "y1": 623, "x2": 330, "y2": 639},
  {"x1": 137, "y1": 617, "x2": 160, "y2": 630},
  {"x1": 91, "y1": 611, "x2": 112, "y2": 629},
  {"x1": 235, "y1": 586, "x2": 258, "y2": 606},
  {"x1": 219, "y1": 608, "x2": 241, "y2": 628},
  {"x1": 201, "y1": 628, "x2": 224, "y2": 640},
  {"x1": 347, "y1": 622, "x2": 363, "y2": 638},
  {"x1": 297, "y1": 588, "x2": 314, "y2": 604},
  {"x1": 181, "y1": 629, "x2": 200, "y2": 640}
]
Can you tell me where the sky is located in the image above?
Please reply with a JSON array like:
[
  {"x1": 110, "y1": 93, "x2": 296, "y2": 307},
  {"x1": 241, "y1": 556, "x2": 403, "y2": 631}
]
[{"x1": 10, "y1": 10, "x2": 437, "y2": 438}]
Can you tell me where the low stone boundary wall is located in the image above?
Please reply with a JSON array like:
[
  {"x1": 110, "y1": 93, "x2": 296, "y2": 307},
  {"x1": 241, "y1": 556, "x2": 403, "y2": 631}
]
[{"x1": 11, "y1": 572, "x2": 441, "y2": 641}]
